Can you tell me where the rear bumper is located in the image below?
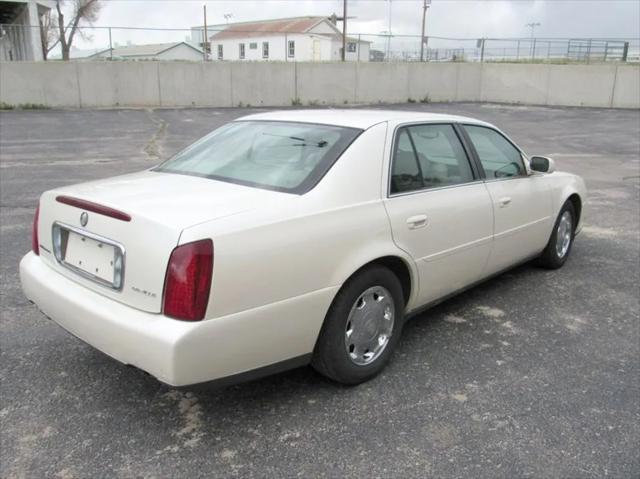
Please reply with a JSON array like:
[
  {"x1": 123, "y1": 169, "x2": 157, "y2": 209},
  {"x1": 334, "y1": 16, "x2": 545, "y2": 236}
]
[{"x1": 20, "y1": 252, "x2": 336, "y2": 386}]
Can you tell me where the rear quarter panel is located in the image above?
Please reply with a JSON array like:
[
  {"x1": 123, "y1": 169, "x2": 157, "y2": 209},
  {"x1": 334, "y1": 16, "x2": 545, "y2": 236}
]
[{"x1": 180, "y1": 122, "x2": 418, "y2": 321}]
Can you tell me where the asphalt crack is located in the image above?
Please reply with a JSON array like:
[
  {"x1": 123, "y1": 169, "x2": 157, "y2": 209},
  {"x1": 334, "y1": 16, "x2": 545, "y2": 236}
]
[{"x1": 143, "y1": 109, "x2": 168, "y2": 162}]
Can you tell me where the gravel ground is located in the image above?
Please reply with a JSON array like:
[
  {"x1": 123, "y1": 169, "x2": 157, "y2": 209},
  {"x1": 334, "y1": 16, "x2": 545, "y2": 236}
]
[{"x1": 1, "y1": 103, "x2": 639, "y2": 478}]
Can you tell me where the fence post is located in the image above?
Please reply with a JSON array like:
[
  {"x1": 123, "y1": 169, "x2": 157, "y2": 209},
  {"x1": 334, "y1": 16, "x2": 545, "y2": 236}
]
[
  {"x1": 357, "y1": 34, "x2": 361, "y2": 62},
  {"x1": 586, "y1": 39, "x2": 592, "y2": 63},
  {"x1": 622, "y1": 42, "x2": 629, "y2": 62},
  {"x1": 516, "y1": 40, "x2": 520, "y2": 60},
  {"x1": 19, "y1": 24, "x2": 25, "y2": 60},
  {"x1": 203, "y1": 6, "x2": 208, "y2": 61},
  {"x1": 531, "y1": 38, "x2": 536, "y2": 60},
  {"x1": 108, "y1": 27, "x2": 113, "y2": 60},
  {"x1": 285, "y1": 33, "x2": 288, "y2": 62},
  {"x1": 547, "y1": 40, "x2": 551, "y2": 60},
  {"x1": 480, "y1": 38, "x2": 485, "y2": 63}
]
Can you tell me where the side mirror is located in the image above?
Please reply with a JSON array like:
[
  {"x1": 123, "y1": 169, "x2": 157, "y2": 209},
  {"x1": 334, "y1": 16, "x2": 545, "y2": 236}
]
[{"x1": 529, "y1": 156, "x2": 556, "y2": 174}]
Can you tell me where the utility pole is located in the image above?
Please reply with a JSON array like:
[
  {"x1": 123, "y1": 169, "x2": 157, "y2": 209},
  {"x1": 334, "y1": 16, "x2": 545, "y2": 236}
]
[
  {"x1": 341, "y1": 0, "x2": 347, "y2": 61},
  {"x1": 526, "y1": 22, "x2": 540, "y2": 57},
  {"x1": 387, "y1": 0, "x2": 392, "y2": 60},
  {"x1": 420, "y1": 0, "x2": 431, "y2": 62},
  {"x1": 108, "y1": 27, "x2": 113, "y2": 60},
  {"x1": 203, "y1": 4, "x2": 208, "y2": 61}
]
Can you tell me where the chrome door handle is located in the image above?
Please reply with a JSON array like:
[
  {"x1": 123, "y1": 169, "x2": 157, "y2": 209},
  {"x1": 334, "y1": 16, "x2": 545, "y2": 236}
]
[
  {"x1": 498, "y1": 197, "x2": 512, "y2": 208},
  {"x1": 406, "y1": 214, "x2": 428, "y2": 229}
]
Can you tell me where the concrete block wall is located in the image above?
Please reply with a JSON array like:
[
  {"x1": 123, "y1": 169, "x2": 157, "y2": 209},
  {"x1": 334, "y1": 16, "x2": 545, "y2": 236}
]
[
  {"x1": 230, "y1": 62, "x2": 295, "y2": 107},
  {"x1": 1, "y1": 62, "x2": 78, "y2": 106},
  {"x1": 1, "y1": 61, "x2": 638, "y2": 109},
  {"x1": 455, "y1": 64, "x2": 482, "y2": 101},
  {"x1": 480, "y1": 63, "x2": 549, "y2": 105},
  {"x1": 612, "y1": 65, "x2": 640, "y2": 108},
  {"x1": 546, "y1": 64, "x2": 617, "y2": 107},
  {"x1": 296, "y1": 62, "x2": 355, "y2": 104}
]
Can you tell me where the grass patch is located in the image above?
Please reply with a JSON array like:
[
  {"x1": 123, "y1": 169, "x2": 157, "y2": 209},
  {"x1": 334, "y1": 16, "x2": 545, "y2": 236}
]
[
  {"x1": 1, "y1": 103, "x2": 51, "y2": 110},
  {"x1": 20, "y1": 103, "x2": 51, "y2": 110}
]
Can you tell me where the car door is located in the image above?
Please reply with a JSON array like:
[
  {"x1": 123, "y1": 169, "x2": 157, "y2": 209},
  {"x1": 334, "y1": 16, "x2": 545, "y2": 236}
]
[
  {"x1": 462, "y1": 124, "x2": 553, "y2": 274},
  {"x1": 383, "y1": 123, "x2": 494, "y2": 307}
]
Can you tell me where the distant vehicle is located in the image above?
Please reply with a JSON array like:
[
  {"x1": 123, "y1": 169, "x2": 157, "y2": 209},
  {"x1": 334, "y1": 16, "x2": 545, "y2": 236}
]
[
  {"x1": 369, "y1": 49, "x2": 386, "y2": 62},
  {"x1": 20, "y1": 110, "x2": 586, "y2": 387}
]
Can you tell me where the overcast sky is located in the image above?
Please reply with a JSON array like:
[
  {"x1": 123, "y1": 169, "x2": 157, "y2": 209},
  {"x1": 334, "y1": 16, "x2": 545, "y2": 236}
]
[
  {"x1": 94, "y1": 0, "x2": 639, "y2": 36},
  {"x1": 68, "y1": 0, "x2": 639, "y2": 52}
]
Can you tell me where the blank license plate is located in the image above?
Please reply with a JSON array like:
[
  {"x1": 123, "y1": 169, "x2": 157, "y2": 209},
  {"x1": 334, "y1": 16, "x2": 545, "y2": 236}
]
[{"x1": 64, "y1": 231, "x2": 116, "y2": 284}]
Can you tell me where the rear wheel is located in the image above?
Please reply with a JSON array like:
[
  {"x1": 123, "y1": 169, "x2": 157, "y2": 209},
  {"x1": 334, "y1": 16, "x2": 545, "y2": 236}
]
[
  {"x1": 312, "y1": 265, "x2": 405, "y2": 385},
  {"x1": 538, "y1": 201, "x2": 576, "y2": 269}
]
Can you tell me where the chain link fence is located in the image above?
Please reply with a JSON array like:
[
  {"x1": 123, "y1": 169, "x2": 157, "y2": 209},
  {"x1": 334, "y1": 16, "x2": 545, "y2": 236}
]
[
  {"x1": 358, "y1": 34, "x2": 638, "y2": 63},
  {"x1": 1, "y1": 24, "x2": 638, "y2": 64}
]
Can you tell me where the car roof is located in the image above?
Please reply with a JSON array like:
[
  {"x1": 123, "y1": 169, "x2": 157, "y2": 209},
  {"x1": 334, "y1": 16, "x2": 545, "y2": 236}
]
[{"x1": 236, "y1": 109, "x2": 490, "y2": 130}]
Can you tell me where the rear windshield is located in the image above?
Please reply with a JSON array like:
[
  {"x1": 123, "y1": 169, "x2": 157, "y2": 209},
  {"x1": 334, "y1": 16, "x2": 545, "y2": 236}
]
[{"x1": 154, "y1": 120, "x2": 362, "y2": 194}]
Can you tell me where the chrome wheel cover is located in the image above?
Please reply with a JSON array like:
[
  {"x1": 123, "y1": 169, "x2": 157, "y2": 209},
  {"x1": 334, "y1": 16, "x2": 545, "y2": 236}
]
[
  {"x1": 344, "y1": 286, "x2": 395, "y2": 366},
  {"x1": 555, "y1": 211, "x2": 573, "y2": 258}
]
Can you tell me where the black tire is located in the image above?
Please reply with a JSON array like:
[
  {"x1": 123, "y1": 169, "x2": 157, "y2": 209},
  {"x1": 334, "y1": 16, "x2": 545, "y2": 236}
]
[
  {"x1": 538, "y1": 200, "x2": 576, "y2": 269},
  {"x1": 311, "y1": 265, "x2": 405, "y2": 385}
]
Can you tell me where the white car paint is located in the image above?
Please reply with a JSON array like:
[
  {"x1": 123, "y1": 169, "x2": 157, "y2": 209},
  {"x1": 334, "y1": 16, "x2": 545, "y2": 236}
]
[{"x1": 19, "y1": 110, "x2": 586, "y2": 386}]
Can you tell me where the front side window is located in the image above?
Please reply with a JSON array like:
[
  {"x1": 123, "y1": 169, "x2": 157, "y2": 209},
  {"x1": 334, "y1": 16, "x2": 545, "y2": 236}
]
[
  {"x1": 288, "y1": 40, "x2": 295, "y2": 58},
  {"x1": 155, "y1": 121, "x2": 361, "y2": 194},
  {"x1": 347, "y1": 42, "x2": 357, "y2": 53},
  {"x1": 390, "y1": 124, "x2": 474, "y2": 194},
  {"x1": 464, "y1": 125, "x2": 525, "y2": 179},
  {"x1": 239, "y1": 43, "x2": 245, "y2": 59},
  {"x1": 249, "y1": 42, "x2": 257, "y2": 49},
  {"x1": 217, "y1": 44, "x2": 223, "y2": 60},
  {"x1": 262, "y1": 42, "x2": 269, "y2": 59}
]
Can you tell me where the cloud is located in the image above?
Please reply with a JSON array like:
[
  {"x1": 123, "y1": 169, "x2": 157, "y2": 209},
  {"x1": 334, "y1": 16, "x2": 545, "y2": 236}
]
[{"x1": 67, "y1": 0, "x2": 639, "y2": 51}]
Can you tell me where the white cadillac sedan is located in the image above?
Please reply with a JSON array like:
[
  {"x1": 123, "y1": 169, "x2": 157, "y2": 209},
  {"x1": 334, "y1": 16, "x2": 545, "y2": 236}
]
[{"x1": 20, "y1": 110, "x2": 586, "y2": 387}]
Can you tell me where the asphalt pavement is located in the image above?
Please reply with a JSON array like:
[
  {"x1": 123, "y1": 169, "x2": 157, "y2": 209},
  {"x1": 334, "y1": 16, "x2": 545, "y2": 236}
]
[{"x1": 1, "y1": 103, "x2": 638, "y2": 478}]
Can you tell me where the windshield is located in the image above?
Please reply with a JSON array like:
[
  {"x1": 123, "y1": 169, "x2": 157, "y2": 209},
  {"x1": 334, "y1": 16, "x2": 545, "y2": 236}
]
[{"x1": 154, "y1": 120, "x2": 362, "y2": 194}]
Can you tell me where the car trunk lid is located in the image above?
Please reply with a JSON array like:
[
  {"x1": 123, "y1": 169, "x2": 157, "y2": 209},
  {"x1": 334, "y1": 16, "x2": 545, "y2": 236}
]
[{"x1": 36, "y1": 171, "x2": 285, "y2": 312}]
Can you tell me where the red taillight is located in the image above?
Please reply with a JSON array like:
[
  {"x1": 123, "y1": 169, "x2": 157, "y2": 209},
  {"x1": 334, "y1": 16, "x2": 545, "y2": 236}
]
[
  {"x1": 163, "y1": 239, "x2": 213, "y2": 321},
  {"x1": 32, "y1": 203, "x2": 40, "y2": 255}
]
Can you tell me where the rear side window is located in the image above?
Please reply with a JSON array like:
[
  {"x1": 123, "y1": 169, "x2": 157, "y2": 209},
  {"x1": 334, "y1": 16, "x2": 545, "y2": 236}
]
[
  {"x1": 390, "y1": 124, "x2": 474, "y2": 194},
  {"x1": 408, "y1": 124, "x2": 474, "y2": 189},
  {"x1": 464, "y1": 125, "x2": 525, "y2": 179},
  {"x1": 390, "y1": 129, "x2": 423, "y2": 194},
  {"x1": 155, "y1": 121, "x2": 361, "y2": 194}
]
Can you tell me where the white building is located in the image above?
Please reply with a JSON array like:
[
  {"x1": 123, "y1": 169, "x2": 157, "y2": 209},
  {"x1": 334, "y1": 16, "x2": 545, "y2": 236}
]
[
  {"x1": 0, "y1": 0, "x2": 54, "y2": 61},
  {"x1": 88, "y1": 42, "x2": 204, "y2": 61},
  {"x1": 198, "y1": 16, "x2": 370, "y2": 62},
  {"x1": 190, "y1": 22, "x2": 226, "y2": 49}
]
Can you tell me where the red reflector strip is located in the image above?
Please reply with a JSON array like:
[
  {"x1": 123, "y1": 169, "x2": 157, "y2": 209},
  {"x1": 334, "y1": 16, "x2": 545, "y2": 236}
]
[
  {"x1": 56, "y1": 195, "x2": 131, "y2": 222},
  {"x1": 32, "y1": 203, "x2": 40, "y2": 255}
]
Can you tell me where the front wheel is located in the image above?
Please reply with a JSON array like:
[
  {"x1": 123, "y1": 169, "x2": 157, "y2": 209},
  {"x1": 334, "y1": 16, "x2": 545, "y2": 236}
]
[
  {"x1": 538, "y1": 201, "x2": 576, "y2": 269},
  {"x1": 311, "y1": 265, "x2": 405, "y2": 385}
]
